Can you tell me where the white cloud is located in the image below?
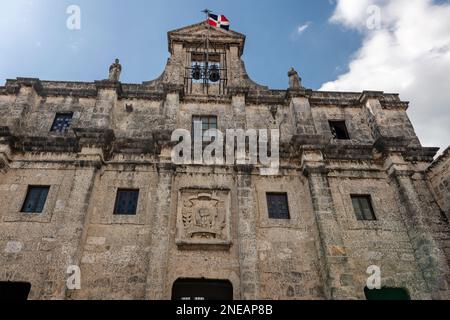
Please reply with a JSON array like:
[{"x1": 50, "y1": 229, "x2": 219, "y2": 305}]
[
  {"x1": 321, "y1": 0, "x2": 450, "y2": 153},
  {"x1": 290, "y1": 22, "x2": 311, "y2": 41},
  {"x1": 297, "y1": 22, "x2": 311, "y2": 35}
]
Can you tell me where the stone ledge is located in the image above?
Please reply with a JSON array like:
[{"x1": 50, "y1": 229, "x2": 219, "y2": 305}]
[{"x1": 12, "y1": 135, "x2": 79, "y2": 153}]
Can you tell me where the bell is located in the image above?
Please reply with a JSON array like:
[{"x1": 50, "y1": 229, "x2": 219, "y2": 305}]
[
  {"x1": 209, "y1": 65, "x2": 220, "y2": 83},
  {"x1": 192, "y1": 64, "x2": 202, "y2": 80}
]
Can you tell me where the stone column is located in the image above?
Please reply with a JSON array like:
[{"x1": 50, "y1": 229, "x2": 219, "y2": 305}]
[
  {"x1": 302, "y1": 152, "x2": 356, "y2": 299},
  {"x1": 145, "y1": 162, "x2": 175, "y2": 300},
  {"x1": 236, "y1": 165, "x2": 259, "y2": 299},
  {"x1": 392, "y1": 170, "x2": 450, "y2": 299}
]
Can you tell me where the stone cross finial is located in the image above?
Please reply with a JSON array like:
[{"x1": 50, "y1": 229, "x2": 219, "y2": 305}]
[
  {"x1": 288, "y1": 67, "x2": 302, "y2": 89},
  {"x1": 109, "y1": 58, "x2": 122, "y2": 82}
]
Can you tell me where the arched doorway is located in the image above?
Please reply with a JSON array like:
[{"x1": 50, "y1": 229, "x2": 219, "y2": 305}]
[
  {"x1": 364, "y1": 287, "x2": 411, "y2": 300},
  {"x1": 0, "y1": 282, "x2": 31, "y2": 300},
  {"x1": 172, "y1": 278, "x2": 233, "y2": 301}
]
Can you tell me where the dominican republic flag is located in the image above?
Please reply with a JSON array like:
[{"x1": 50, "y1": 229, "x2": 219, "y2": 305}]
[{"x1": 208, "y1": 14, "x2": 230, "y2": 31}]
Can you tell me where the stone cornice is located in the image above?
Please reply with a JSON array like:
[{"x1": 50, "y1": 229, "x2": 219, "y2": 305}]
[
  {"x1": 358, "y1": 90, "x2": 385, "y2": 104},
  {"x1": 1, "y1": 78, "x2": 411, "y2": 110}
]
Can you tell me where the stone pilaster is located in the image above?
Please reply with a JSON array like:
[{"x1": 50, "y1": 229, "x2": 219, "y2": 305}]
[
  {"x1": 42, "y1": 149, "x2": 101, "y2": 299},
  {"x1": 232, "y1": 93, "x2": 246, "y2": 128},
  {"x1": 5, "y1": 78, "x2": 42, "y2": 131},
  {"x1": 145, "y1": 162, "x2": 175, "y2": 300},
  {"x1": 80, "y1": 81, "x2": 121, "y2": 129},
  {"x1": 359, "y1": 91, "x2": 420, "y2": 148},
  {"x1": 289, "y1": 96, "x2": 316, "y2": 136},
  {"x1": 235, "y1": 165, "x2": 259, "y2": 299},
  {"x1": 391, "y1": 169, "x2": 450, "y2": 299},
  {"x1": 163, "y1": 43, "x2": 185, "y2": 85},
  {"x1": 0, "y1": 129, "x2": 12, "y2": 174},
  {"x1": 302, "y1": 152, "x2": 356, "y2": 299},
  {"x1": 163, "y1": 91, "x2": 180, "y2": 128}
]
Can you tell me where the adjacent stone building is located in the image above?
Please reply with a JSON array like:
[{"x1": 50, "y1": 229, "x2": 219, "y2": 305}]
[
  {"x1": 0, "y1": 21, "x2": 449, "y2": 300},
  {"x1": 428, "y1": 148, "x2": 450, "y2": 221}
]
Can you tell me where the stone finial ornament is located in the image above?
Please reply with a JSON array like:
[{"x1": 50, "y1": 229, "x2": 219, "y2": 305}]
[
  {"x1": 288, "y1": 67, "x2": 302, "y2": 89},
  {"x1": 109, "y1": 58, "x2": 122, "y2": 82}
]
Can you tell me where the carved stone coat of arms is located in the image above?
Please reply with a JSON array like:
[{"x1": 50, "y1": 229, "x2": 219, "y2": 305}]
[{"x1": 176, "y1": 190, "x2": 231, "y2": 248}]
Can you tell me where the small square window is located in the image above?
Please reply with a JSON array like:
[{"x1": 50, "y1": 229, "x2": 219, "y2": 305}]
[
  {"x1": 114, "y1": 189, "x2": 139, "y2": 215},
  {"x1": 329, "y1": 121, "x2": 350, "y2": 140},
  {"x1": 51, "y1": 113, "x2": 73, "y2": 133},
  {"x1": 192, "y1": 115, "x2": 218, "y2": 152},
  {"x1": 351, "y1": 195, "x2": 376, "y2": 221},
  {"x1": 266, "y1": 193, "x2": 290, "y2": 220},
  {"x1": 21, "y1": 186, "x2": 50, "y2": 213},
  {"x1": 192, "y1": 115, "x2": 218, "y2": 134}
]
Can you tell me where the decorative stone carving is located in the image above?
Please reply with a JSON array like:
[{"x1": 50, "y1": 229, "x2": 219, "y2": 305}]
[
  {"x1": 288, "y1": 67, "x2": 302, "y2": 89},
  {"x1": 109, "y1": 58, "x2": 122, "y2": 82},
  {"x1": 176, "y1": 189, "x2": 231, "y2": 248}
]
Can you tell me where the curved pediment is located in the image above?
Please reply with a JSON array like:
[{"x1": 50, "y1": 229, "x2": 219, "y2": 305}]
[{"x1": 168, "y1": 21, "x2": 246, "y2": 56}]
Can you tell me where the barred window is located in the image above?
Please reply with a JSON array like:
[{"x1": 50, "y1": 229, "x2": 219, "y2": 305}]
[
  {"x1": 51, "y1": 113, "x2": 73, "y2": 133},
  {"x1": 266, "y1": 193, "x2": 290, "y2": 220},
  {"x1": 114, "y1": 189, "x2": 139, "y2": 215},
  {"x1": 21, "y1": 186, "x2": 50, "y2": 213},
  {"x1": 192, "y1": 115, "x2": 218, "y2": 134},
  {"x1": 351, "y1": 195, "x2": 376, "y2": 221}
]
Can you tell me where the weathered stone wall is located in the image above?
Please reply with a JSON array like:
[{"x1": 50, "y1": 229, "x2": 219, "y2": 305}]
[
  {"x1": 0, "y1": 21, "x2": 448, "y2": 300},
  {"x1": 254, "y1": 174, "x2": 325, "y2": 300},
  {"x1": 329, "y1": 173, "x2": 430, "y2": 299}
]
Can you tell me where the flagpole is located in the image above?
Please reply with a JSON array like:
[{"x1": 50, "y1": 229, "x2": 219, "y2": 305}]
[
  {"x1": 202, "y1": 9, "x2": 211, "y2": 94},
  {"x1": 202, "y1": 9, "x2": 211, "y2": 63}
]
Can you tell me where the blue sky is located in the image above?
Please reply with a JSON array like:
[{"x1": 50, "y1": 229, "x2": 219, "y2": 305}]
[
  {"x1": 1, "y1": 0, "x2": 449, "y2": 151},
  {"x1": 0, "y1": 0, "x2": 362, "y2": 89}
]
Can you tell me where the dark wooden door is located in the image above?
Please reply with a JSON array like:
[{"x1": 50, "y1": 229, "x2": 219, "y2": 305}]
[
  {"x1": 172, "y1": 279, "x2": 233, "y2": 300},
  {"x1": 0, "y1": 282, "x2": 31, "y2": 300}
]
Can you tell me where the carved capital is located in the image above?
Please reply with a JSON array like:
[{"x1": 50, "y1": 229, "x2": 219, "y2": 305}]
[
  {"x1": 302, "y1": 164, "x2": 329, "y2": 178},
  {"x1": 234, "y1": 164, "x2": 254, "y2": 174},
  {"x1": 94, "y1": 80, "x2": 123, "y2": 96},
  {"x1": 73, "y1": 127, "x2": 115, "y2": 156}
]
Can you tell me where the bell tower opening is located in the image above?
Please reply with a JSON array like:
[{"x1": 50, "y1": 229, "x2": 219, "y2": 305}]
[{"x1": 184, "y1": 37, "x2": 228, "y2": 96}]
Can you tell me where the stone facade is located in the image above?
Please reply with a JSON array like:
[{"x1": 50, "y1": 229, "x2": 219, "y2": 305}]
[
  {"x1": 0, "y1": 22, "x2": 449, "y2": 300},
  {"x1": 428, "y1": 148, "x2": 450, "y2": 221}
]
